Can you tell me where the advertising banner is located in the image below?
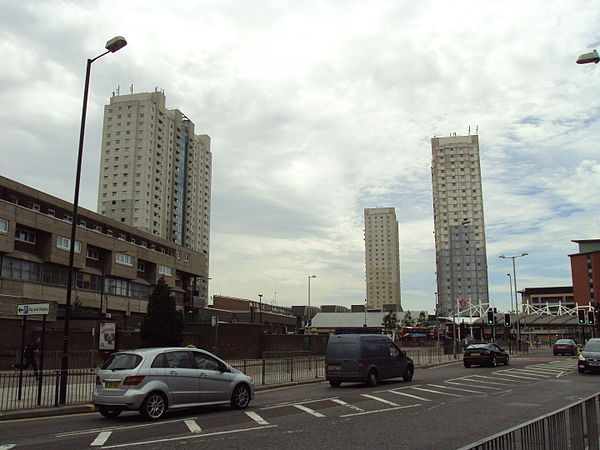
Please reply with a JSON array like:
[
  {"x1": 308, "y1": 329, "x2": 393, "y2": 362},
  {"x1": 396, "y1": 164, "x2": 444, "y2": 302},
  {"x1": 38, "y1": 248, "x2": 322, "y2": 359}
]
[{"x1": 99, "y1": 322, "x2": 116, "y2": 350}]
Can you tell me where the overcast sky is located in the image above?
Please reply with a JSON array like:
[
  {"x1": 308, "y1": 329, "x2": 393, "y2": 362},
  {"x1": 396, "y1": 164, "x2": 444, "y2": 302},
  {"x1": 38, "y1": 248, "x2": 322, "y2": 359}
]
[{"x1": 2, "y1": 1, "x2": 599, "y2": 313}]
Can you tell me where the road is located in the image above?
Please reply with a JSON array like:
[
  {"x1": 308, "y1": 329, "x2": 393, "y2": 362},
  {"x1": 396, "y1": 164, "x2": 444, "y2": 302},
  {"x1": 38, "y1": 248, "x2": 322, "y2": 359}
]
[{"x1": 0, "y1": 348, "x2": 597, "y2": 449}]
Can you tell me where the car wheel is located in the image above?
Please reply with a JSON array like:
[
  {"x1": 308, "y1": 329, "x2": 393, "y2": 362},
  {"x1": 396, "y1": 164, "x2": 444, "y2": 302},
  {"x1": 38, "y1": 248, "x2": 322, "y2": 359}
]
[
  {"x1": 490, "y1": 356, "x2": 497, "y2": 367},
  {"x1": 463, "y1": 362, "x2": 471, "y2": 368},
  {"x1": 231, "y1": 384, "x2": 251, "y2": 409},
  {"x1": 97, "y1": 405, "x2": 122, "y2": 418},
  {"x1": 578, "y1": 367, "x2": 585, "y2": 374},
  {"x1": 504, "y1": 356, "x2": 509, "y2": 366},
  {"x1": 141, "y1": 392, "x2": 167, "y2": 420},
  {"x1": 367, "y1": 370, "x2": 378, "y2": 387},
  {"x1": 329, "y1": 380, "x2": 342, "y2": 387},
  {"x1": 403, "y1": 365, "x2": 414, "y2": 382}
]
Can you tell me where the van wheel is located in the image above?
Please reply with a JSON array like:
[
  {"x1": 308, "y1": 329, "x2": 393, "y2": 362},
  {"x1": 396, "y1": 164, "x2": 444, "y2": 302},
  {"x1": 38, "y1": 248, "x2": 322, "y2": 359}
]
[
  {"x1": 141, "y1": 392, "x2": 167, "y2": 420},
  {"x1": 329, "y1": 380, "x2": 341, "y2": 387},
  {"x1": 97, "y1": 405, "x2": 122, "y2": 418},
  {"x1": 403, "y1": 365, "x2": 414, "y2": 382},
  {"x1": 367, "y1": 370, "x2": 378, "y2": 387},
  {"x1": 490, "y1": 356, "x2": 497, "y2": 367}
]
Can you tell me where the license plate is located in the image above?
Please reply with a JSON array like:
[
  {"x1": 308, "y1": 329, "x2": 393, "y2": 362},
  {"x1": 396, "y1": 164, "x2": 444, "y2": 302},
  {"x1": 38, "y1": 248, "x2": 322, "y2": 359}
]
[
  {"x1": 470, "y1": 353, "x2": 480, "y2": 356},
  {"x1": 105, "y1": 381, "x2": 120, "y2": 389},
  {"x1": 590, "y1": 362, "x2": 600, "y2": 367},
  {"x1": 327, "y1": 365, "x2": 341, "y2": 371}
]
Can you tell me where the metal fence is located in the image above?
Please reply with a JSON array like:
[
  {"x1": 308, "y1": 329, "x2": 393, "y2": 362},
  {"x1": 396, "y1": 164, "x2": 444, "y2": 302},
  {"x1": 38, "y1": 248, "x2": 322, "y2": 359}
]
[
  {"x1": 0, "y1": 346, "x2": 465, "y2": 413},
  {"x1": 459, "y1": 393, "x2": 600, "y2": 450},
  {"x1": 0, "y1": 351, "x2": 97, "y2": 371}
]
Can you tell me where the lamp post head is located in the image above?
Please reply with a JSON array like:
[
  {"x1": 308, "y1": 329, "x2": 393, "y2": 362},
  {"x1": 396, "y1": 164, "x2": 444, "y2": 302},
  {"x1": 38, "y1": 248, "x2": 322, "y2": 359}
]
[
  {"x1": 576, "y1": 49, "x2": 599, "y2": 64},
  {"x1": 499, "y1": 255, "x2": 506, "y2": 259},
  {"x1": 309, "y1": 275, "x2": 316, "y2": 279},
  {"x1": 521, "y1": 252, "x2": 528, "y2": 256},
  {"x1": 105, "y1": 36, "x2": 127, "y2": 53}
]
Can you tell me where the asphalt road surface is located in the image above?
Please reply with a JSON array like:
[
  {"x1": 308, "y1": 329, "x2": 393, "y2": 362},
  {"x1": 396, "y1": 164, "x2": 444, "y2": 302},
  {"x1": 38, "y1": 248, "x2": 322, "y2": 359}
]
[{"x1": 0, "y1": 348, "x2": 597, "y2": 449}]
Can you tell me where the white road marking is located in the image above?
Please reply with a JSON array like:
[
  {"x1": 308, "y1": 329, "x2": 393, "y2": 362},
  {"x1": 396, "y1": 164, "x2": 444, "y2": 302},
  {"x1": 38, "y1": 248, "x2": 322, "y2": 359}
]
[
  {"x1": 468, "y1": 375, "x2": 521, "y2": 385},
  {"x1": 293, "y1": 404, "x2": 325, "y2": 418},
  {"x1": 340, "y1": 404, "x2": 421, "y2": 418},
  {"x1": 261, "y1": 397, "x2": 337, "y2": 409},
  {"x1": 56, "y1": 417, "x2": 192, "y2": 437},
  {"x1": 410, "y1": 387, "x2": 462, "y2": 397},
  {"x1": 361, "y1": 394, "x2": 400, "y2": 406},
  {"x1": 184, "y1": 420, "x2": 202, "y2": 433},
  {"x1": 445, "y1": 381, "x2": 502, "y2": 390},
  {"x1": 90, "y1": 431, "x2": 112, "y2": 447},
  {"x1": 387, "y1": 390, "x2": 431, "y2": 401},
  {"x1": 245, "y1": 411, "x2": 270, "y2": 425},
  {"x1": 330, "y1": 398, "x2": 364, "y2": 412},
  {"x1": 503, "y1": 369, "x2": 551, "y2": 377},
  {"x1": 428, "y1": 384, "x2": 484, "y2": 394},
  {"x1": 491, "y1": 372, "x2": 543, "y2": 380},
  {"x1": 0, "y1": 445, "x2": 16, "y2": 449},
  {"x1": 101, "y1": 424, "x2": 278, "y2": 448}
]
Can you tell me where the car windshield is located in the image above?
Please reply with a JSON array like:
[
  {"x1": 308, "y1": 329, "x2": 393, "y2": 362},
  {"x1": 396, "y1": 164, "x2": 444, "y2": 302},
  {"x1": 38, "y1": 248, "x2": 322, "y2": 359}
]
[
  {"x1": 467, "y1": 344, "x2": 489, "y2": 349},
  {"x1": 584, "y1": 342, "x2": 600, "y2": 352},
  {"x1": 555, "y1": 340, "x2": 573, "y2": 344},
  {"x1": 101, "y1": 353, "x2": 143, "y2": 370}
]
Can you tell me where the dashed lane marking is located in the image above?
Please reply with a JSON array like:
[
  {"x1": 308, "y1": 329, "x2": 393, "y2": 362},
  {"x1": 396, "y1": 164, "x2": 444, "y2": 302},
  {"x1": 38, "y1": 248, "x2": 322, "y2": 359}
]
[
  {"x1": 361, "y1": 394, "x2": 400, "y2": 407},
  {"x1": 386, "y1": 390, "x2": 431, "y2": 402},
  {"x1": 90, "y1": 431, "x2": 112, "y2": 447},
  {"x1": 184, "y1": 420, "x2": 202, "y2": 433},
  {"x1": 330, "y1": 398, "x2": 364, "y2": 412},
  {"x1": 428, "y1": 384, "x2": 484, "y2": 394},
  {"x1": 245, "y1": 411, "x2": 270, "y2": 425},
  {"x1": 409, "y1": 387, "x2": 462, "y2": 397},
  {"x1": 293, "y1": 404, "x2": 326, "y2": 418},
  {"x1": 444, "y1": 381, "x2": 502, "y2": 390},
  {"x1": 340, "y1": 403, "x2": 421, "y2": 418}
]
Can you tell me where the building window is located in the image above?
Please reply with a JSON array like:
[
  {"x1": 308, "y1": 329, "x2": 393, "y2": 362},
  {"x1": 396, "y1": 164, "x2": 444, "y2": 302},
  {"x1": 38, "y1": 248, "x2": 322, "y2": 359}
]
[
  {"x1": 159, "y1": 265, "x2": 173, "y2": 277},
  {"x1": 115, "y1": 252, "x2": 134, "y2": 266},
  {"x1": 15, "y1": 229, "x2": 36, "y2": 244},
  {"x1": 86, "y1": 247, "x2": 100, "y2": 260},
  {"x1": 57, "y1": 236, "x2": 81, "y2": 253},
  {"x1": 0, "y1": 218, "x2": 8, "y2": 234},
  {"x1": 137, "y1": 261, "x2": 146, "y2": 272}
]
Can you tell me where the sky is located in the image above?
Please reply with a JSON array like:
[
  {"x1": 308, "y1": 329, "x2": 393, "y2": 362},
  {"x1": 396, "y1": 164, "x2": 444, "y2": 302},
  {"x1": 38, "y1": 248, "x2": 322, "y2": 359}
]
[{"x1": 2, "y1": 0, "x2": 599, "y2": 314}]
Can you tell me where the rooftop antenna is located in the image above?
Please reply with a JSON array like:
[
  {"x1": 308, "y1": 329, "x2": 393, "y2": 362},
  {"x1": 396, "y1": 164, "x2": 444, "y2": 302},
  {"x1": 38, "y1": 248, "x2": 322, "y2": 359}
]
[
  {"x1": 130, "y1": 83, "x2": 134, "y2": 94},
  {"x1": 116, "y1": 85, "x2": 120, "y2": 96},
  {"x1": 476, "y1": 125, "x2": 479, "y2": 135},
  {"x1": 468, "y1": 126, "x2": 471, "y2": 135}
]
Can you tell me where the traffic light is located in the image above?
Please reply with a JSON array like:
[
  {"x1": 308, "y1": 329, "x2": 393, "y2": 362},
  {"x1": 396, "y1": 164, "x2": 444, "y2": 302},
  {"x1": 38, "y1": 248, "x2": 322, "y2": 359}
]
[
  {"x1": 578, "y1": 309, "x2": 586, "y2": 324},
  {"x1": 487, "y1": 310, "x2": 494, "y2": 325},
  {"x1": 504, "y1": 313, "x2": 511, "y2": 327},
  {"x1": 588, "y1": 310, "x2": 596, "y2": 325}
]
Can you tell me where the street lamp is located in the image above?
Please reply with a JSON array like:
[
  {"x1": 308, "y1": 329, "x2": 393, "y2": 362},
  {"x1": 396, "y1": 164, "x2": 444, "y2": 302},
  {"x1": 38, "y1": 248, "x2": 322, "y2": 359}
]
[
  {"x1": 307, "y1": 275, "x2": 317, "y2": 328},
  {"x1": 499, "y1": 253, "x2": 527, "y2": 351},
  {"x1": 258, "y1": 294, "x2": 263, "y2": 325},
  {"x1": 507, "y1": 273, "x2": 513, "y2": 312},
  {"x1": 576, "y1": 49, "x2": 599, "y2": 64},
  {"x1": 60, "y1": 36, "x2": 127, "y2": 405}
]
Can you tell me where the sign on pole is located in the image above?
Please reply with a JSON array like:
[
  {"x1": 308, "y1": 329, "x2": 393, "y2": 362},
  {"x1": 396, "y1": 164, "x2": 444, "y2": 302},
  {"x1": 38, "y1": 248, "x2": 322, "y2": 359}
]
[{"x1": 17, "y1": 303, "x2": 50, "y2": 316}]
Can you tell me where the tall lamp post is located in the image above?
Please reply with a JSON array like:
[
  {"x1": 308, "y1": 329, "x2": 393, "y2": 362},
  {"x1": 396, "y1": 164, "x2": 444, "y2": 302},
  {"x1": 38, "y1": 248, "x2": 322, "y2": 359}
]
[
  {"x1": 307, "y1": 275, "x2": 317, "y2": 328},
  {"x1": 499, "y1": 253, "x2": 527, "y2": 351},
  {"x1": 507, "y1": 273, "x2": 513, "y2": 312},
  {"x1": 59, "y1": 36, "x2": 127, "y2": 405}
]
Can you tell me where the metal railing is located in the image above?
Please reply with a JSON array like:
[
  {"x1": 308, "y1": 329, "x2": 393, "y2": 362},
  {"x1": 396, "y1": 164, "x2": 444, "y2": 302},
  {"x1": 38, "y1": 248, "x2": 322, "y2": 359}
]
[
  {"x1": 459, "y1": 393, "x2": 600, "y2": 450},
  {"x1": 229, "y1": 356, "x2": 325, "y2": 385}
]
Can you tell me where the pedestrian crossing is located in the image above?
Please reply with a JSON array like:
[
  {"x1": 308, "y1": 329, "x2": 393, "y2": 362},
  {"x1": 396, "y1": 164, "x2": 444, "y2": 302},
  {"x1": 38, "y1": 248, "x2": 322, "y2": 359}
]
[{"x1": 66, "y1": 359, "x2": 578, "y2": 448}]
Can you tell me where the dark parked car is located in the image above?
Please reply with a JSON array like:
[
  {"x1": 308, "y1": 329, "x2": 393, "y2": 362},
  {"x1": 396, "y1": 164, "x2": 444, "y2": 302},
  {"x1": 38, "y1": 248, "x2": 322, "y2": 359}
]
[
  {"x1": 553, "y1": 338, "x2": 577, "y2": 356},
  {"x1": 578, "y1": 338, "x2": 600, "y2": 374},
  {"x1": 93, "y1": 347, "x2": 254, "y2": 420},
  {"x1": 463, "y1": 343, "x2": 509, "y2": 368},
  {"x1": 325, "y1": 334, "x2": 414, "y2": 387}
]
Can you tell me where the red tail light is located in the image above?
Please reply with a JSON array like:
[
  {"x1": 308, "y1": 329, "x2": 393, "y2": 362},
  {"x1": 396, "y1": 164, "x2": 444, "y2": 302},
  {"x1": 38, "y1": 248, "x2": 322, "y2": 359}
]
[
  {"x1": 483, "y1": 350, "x2": 491, "y2": 355},
  {"x1": 463, "y1": 352, "x2": 468, "y2": 356},
  {"x1": 123, "y1": 376, "x2": 145, "y2": 386},
  {"x1": 358, "y1": 360, "x2": 365, "y2": 371},
  {"x1": 96, "y1": 375, "x2": 101, "y2": 386}
]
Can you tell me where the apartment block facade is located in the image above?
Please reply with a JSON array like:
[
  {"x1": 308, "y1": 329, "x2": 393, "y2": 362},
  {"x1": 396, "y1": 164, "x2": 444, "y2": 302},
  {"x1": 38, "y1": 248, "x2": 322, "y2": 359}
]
[
  {"x1": 97, "y1": 91, "x2": 212, "y2": 259},
  {"x1": 0, "y1": 175, "x2": 208, "y2": 326},
  {"x1": 569, "y1": 239, "x2": 600, "y2": 306},
  {"x1": 431, "y1": 135, "x2": 489, "y2": 317},
  {"x1": 364, "y1": 207, "x2": 402, "y2": 311}
]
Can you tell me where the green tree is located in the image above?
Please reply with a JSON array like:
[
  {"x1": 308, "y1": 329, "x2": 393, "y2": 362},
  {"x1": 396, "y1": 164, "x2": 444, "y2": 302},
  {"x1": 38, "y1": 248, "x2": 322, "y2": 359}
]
[
  {"x1": 416, "y1": 311, "x2": 429, "y2": 327},
  {"x1": 401, "y1": 311, "x2": 416, "y2": 327},
  {"x1": 381, "y1": 312, "x2": 398, "y2": 336},
  {"x1": 140, "y1": 277, "x2": 183, "y2": 347}
]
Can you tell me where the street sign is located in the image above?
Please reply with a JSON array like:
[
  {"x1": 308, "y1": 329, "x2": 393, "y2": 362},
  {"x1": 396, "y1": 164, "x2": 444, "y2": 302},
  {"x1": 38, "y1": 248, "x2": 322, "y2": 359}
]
[{"x1": 17, "y1": 303, "x2": 50, "y2": 316}]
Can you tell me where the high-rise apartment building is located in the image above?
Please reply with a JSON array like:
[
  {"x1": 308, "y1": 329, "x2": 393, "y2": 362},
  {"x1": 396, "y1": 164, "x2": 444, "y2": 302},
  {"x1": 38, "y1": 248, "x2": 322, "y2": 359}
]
[
  {"x1": 431, "y1": 134, "x2": 489, "y2": 317},
  {"x1": 97, "y1": 91, "x2": 211, "y2": 301},
  {"x1": 364, "y1": 207, "x2": 402, "y2": 311}
]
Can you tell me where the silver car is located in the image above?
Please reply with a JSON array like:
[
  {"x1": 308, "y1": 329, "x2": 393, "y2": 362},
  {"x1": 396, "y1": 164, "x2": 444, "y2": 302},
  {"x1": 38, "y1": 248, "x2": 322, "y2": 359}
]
[{"x1": 92, "y1": 347, "x2": 254, "y2": 420}]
